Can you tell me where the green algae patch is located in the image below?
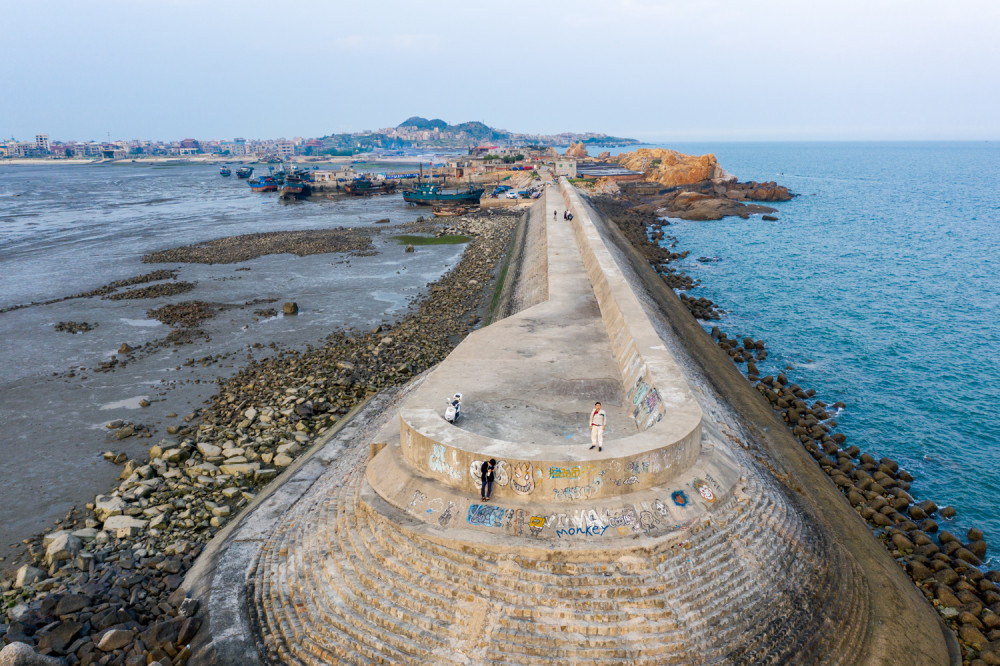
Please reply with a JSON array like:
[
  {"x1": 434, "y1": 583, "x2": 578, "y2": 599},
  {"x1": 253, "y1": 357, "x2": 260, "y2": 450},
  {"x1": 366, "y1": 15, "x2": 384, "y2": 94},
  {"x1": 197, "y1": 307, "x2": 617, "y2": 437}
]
[{"x1": 392, "y1": 234, "x2": 471, "y2": 246}]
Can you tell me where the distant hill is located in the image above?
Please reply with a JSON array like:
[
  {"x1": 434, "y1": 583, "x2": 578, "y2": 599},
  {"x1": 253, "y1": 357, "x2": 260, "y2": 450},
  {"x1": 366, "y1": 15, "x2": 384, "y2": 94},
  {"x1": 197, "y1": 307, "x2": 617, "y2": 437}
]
[{"x1": 397, "y1": 116, "x2": 449, "y2": 130}]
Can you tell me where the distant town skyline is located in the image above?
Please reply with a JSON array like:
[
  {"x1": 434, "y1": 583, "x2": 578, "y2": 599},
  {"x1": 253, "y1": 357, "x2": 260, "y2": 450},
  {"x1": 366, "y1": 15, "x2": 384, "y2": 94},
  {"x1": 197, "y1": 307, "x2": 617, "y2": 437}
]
[{"x1": 3, "y1": 1, "x2": 998, "y2": 142}]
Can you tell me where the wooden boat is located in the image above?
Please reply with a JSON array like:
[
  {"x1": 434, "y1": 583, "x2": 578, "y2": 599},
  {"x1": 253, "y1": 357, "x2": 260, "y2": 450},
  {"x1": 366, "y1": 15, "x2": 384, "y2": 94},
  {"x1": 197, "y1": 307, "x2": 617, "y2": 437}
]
[
  {"x1": 236, "y1": 166, "x2": 253, "y2": 179},
  {"x1": 219, "y1": 166, "x2": 231, "y2": 176},
  {"x1": 432, "y1": 206, "x2": 465, "y2": 217}
]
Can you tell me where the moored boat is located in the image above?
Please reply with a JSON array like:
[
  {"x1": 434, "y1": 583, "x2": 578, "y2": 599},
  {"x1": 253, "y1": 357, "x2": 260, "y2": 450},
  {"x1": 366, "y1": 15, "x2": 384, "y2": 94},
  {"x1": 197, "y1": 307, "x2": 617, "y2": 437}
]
[
  {"x1": 278, "y1": 175, "x2": 310, "y2": 199},
  {"x1": 403, "y1": 183, "x2": 484, "y2": 206},
  {"x1": 236, "y1": 166, "x2": 254, "y2": 179},
  {"x1": 248, "y1": 175, "x2": 278, "y2": 192},
  {"x1": 220, "y1": 166, "x2": 231, "y2": 176},
  {"x1": 344, "y1": 178, "x2": 398, "y2": 196}
]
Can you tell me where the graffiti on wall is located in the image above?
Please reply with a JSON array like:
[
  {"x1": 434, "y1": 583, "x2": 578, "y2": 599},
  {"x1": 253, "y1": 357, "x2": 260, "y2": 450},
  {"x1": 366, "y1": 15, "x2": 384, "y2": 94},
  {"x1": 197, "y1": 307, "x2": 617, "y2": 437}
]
[
  {"x1": 549, "y1": 464, "x2": 592, "y2": 480},
  {"x1": 629, "y1": 377, "x2": 665, "y2": 430},
  {"x1": 552, "y1": 471, "x2": 607, "y2": 502},
  {"x1": 467, "y1": 503, "x2": 506, "y2": 527},
  {"x1": 556, "y1": 525, "x2": 610, "y2": 538},
  {"x1": 429, "y1": 443, "x2": 463, "y2": 480},
  {"x1": 511, "y1": 462, "x2": 534, "y2": 495},
  {"x1": 693, "y1": 479, "x2": 716, "y2": 503}
]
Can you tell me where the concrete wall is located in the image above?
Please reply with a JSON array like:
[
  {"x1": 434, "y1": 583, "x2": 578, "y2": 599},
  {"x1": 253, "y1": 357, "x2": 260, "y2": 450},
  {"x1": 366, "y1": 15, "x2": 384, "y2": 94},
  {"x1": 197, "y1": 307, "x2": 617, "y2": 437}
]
[{"x1": 561, "y1": 180, "x2": 691, "y2": 433}]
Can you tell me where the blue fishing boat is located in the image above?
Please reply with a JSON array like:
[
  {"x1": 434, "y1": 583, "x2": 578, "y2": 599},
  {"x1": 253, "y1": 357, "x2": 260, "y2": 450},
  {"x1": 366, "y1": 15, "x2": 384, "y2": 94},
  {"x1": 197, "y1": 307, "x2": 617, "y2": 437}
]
[
  {"x1": 248, "y1": 176, "x2": 277, "y2": 192},
  {"x1": 236, "y1": 166, "x2": 253, "y2": 179},
  {"x1": 220, "y1": 166, "x2": 231, "y2": 176},
  {"x1": 402, "y1": 183, "x2": 484, "y2": 206}
]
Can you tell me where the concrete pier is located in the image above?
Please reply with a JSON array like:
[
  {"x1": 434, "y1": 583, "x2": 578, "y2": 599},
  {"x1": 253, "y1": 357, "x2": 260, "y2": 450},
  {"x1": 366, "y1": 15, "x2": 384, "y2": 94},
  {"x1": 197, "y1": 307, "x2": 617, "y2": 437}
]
[{"x1": 185, "y1": 181, "x2": 957, "y2": 664}]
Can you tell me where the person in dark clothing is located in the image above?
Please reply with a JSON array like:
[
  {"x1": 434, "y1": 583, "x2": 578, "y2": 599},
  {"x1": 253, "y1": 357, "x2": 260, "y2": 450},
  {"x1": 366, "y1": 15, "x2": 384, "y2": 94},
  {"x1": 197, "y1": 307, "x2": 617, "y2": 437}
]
[{"x1": 480, "y1": 459, "x2": 496, "y2": 501}]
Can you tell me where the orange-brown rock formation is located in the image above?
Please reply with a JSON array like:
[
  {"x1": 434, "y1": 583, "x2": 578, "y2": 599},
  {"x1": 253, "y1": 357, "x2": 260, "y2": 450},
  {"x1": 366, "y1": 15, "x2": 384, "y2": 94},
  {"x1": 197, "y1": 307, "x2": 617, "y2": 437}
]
[
  {"x1": 616, "y1": 148, "x2": 730, "y2": 187},
  {"x1": 564, "y1": 141, "x2": 588, "y2": 158}
]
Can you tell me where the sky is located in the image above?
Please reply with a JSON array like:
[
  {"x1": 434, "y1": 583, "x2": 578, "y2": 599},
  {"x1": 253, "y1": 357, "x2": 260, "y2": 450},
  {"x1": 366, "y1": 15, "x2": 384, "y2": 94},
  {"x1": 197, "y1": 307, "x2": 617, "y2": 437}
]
[{"x1": 2, "y1": 0, "x2": 998, "y2": 142}]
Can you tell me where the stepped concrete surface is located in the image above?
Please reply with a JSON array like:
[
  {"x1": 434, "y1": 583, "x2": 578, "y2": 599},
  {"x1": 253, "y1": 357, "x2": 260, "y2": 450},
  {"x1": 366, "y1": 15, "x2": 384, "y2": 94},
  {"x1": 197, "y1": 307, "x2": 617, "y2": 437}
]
[{"x1": 185, "y1": 181, "x2": 959, "y2": 664}]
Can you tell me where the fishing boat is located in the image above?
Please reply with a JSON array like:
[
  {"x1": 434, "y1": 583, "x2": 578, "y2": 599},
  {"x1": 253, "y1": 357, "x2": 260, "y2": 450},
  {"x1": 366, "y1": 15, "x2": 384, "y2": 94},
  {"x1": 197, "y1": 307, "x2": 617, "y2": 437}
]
[
  {"x1": 432, "y1": 205, "x2": 465, "y2": 217},
  {"x1": 278, "y1": 175, "x2": 310, "y2": 199},
  {"x1": 344, "y1": 178, "x2": 398, "y2": 196},
  {"x1": 219, "y1": 166, "x2": 231, "y2": 177},
  {"x1": 236, "y1": 166, "x2": 253, "y2": 179},
  {"x1": 402, "y1": 183, "x2": 484, "y2": 206},
  {"x1": 248, "y1": 175, "x2": 278, "y2": 193}
]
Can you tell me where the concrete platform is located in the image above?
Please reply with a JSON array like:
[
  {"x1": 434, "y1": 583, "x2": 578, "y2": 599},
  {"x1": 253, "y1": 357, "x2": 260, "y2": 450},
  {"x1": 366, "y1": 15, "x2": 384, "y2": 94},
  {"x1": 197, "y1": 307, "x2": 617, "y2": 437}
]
[{"x1": 186, "y1": 179, "x2": 958, "y2": 665}]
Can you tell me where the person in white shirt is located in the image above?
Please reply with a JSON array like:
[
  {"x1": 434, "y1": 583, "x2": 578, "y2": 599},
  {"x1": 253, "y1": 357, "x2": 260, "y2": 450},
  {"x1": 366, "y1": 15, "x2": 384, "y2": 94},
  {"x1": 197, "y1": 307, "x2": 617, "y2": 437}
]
[{"x1": 589, "y1": 402, "x2": 606, "y2": 452}]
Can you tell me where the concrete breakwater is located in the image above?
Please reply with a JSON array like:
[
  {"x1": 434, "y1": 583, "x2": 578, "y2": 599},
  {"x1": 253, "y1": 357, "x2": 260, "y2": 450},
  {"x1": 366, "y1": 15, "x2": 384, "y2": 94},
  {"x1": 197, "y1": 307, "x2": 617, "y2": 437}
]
[
  {"x1": 0, "y1": 210, "x2": 521, "y2": 664},
  {"x1": 592, "y1": 190, "x2": 1000, "y2": 664},
  {"x1": 184, "y1": 182, "x2": 955, "y2": 663}
]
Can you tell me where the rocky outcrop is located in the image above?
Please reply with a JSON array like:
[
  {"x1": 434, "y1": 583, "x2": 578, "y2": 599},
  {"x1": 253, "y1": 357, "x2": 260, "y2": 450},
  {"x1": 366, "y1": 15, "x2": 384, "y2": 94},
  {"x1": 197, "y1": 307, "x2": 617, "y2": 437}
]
[
  {"x1": 649, "y1": 190, "x2": 778, "y2": 221},
  {"x1": 724, "y1": 181, "x2": 793, "y2": 202},
  {"x1": 596, "y1": 151, "x2": 611, "y2": 161},
  {"x1": 616, "y1": 147, "x2": 730, "y2": 186},
  {"x1": 564, "y1": 141, "x2": 588, "y2": 158}
]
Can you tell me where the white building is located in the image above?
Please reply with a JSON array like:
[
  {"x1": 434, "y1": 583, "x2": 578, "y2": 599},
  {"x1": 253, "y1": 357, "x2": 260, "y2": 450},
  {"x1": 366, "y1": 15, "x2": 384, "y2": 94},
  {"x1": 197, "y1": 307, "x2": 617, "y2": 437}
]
[{"x1": 35, "y1": 134, "x2": 50, "y2": 152}]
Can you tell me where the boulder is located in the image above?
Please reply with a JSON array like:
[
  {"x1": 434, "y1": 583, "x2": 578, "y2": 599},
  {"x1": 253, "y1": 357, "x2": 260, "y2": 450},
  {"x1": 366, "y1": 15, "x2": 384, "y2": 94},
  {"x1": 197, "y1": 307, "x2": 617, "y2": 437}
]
[
  {"x1": 616, "y1": 148, "x2": 727, "y2": 187},
  {"x1": 54, "y1": 594, "x2": 91, "y2": 616},
  {"x1": 564, "y1": 141, "x2": 588, "y2": 158},
  {"x1": 45, "y1": 533, "x2": 82, "y2": 565},
  {"x1": 102, "y1": 515, "x2": 147, "y2": 533},
  {"x1": 196, "y1": 442, "x2": 222, "y2": 458},
  {"x1": 0, "y1": 642, "x2": 64, "y2": 665},
  {"x1": 13, "y1": 565, "x2": 45, "y2": 589},
  {"x1": 282, "y1": 302, "x2": 298, "y2": 315},
  {"x1": 97, "y1": 628, "x2": 134, "y2": 652},
  {"x1": 36, "y1": 620, "x2": 83, "y2": 652}
]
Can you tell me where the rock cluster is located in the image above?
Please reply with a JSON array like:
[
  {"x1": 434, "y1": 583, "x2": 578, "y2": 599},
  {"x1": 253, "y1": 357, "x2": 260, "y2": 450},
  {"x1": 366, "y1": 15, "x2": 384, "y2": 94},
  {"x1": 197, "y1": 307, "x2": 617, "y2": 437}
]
[
  {"x1": 105, "y1": 283, "x2": 197, "y2": 302},
  {"x1": 615, "y1": 148, "x2": 728, "y2": 187},
  {"x1": 54, "y1": 322, "x2": 97, "y2": 334},
  {"x1": 2, "y1": 271, "x2": 180, "y2": 315},
  {"x1": 142, "y1": 228, "x2": 374, "y2": 265},
  {"x1": 145, "y1": 302, "x2": 225, "y2": 328},
  {"x1": 564, "y1": 141, "x2": 588, "y2": 158},
  {"x1": 599, "y1": 189, "x2": 1000, "y2": 664},
  {"x1": 0, "y1": 209, "x2": 520, "y2": 665}
]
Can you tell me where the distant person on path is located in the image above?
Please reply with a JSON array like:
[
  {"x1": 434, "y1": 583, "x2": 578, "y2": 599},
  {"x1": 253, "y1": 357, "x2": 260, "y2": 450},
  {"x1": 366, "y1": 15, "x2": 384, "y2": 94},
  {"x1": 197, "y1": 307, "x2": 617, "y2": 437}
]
[
  {"x1": 480, "y1": 459, "x2": 496, "y2": 501},
  {"x1": 589, "y1": 402, "x2": 606, "y2": 452},
  {"x1": 553, "y1": 210, "x2": 557, "y2": 220}
]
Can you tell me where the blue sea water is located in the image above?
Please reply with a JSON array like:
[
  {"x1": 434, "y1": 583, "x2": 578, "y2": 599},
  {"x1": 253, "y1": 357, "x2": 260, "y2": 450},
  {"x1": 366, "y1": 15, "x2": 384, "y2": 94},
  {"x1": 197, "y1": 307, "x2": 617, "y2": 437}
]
[{"x1": 629, "y1": 142, "x2": 1000, "y2": 555}]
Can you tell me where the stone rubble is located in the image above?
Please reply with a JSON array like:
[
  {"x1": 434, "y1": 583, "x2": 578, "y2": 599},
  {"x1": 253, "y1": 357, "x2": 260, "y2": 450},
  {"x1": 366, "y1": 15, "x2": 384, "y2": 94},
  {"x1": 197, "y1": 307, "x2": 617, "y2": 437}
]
[{"x1": 0, "y1": 210, "x2": 520, "y2": 665}]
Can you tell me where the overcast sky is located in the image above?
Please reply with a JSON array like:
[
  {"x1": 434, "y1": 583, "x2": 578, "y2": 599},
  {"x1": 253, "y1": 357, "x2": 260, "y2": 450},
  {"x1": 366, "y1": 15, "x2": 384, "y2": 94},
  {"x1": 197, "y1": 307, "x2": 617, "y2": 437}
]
[{"x1": 3, "y1": 0, "x2": 998, "y2": 142}]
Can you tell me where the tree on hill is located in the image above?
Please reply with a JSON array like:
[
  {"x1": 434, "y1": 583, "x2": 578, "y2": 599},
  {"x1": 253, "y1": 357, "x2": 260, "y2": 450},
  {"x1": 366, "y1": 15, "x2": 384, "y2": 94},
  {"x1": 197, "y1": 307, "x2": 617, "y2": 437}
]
[{"x1": 397, "y1": 116, "x2": 449, "y2": 130}]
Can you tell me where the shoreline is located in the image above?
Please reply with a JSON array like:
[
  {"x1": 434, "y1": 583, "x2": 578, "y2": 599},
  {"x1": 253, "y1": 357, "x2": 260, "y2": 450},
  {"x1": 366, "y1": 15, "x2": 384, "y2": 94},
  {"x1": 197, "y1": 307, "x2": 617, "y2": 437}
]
[
  {"x1": 0, "y1": 208, "x2": 521, "y2": 663},
  {"x1": 590, "y1": 186, "x2": 993, "y2": 661}
]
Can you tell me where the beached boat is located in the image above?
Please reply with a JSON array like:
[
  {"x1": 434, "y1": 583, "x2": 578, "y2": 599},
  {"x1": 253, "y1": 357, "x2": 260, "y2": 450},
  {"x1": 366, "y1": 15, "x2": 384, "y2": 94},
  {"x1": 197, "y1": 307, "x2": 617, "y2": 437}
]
[
  {"x1": 432, "y1": 206, "x2": 465, "y2": 217},
  {"x1": 279, "y1": 175, "x2": 310, "y2": 199},
  {"x1": 236, "y1": 166, "x2": 253, "y2": 179},
  {"x1": 403, "y1": 183, "x2": 484, "y2": 206},
  {"x1": 219, "y1": 166, "x2": 232, "y2": 176},
  {"x1": 344, "y1": 178, "x2": 398, "y2": 196},
  {"x1": 248, "y1": 176, "x2": 278, "y2": 192}
]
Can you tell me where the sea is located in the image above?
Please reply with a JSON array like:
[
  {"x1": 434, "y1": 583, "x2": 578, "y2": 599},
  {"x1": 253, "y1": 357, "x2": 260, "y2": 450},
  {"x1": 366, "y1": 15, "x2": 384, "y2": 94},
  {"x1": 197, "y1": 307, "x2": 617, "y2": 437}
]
[
  {"x1": 601, "y1": 141, "x2": 1000, "y2": 558},
  {"x1": 0, "y1": 161, "x2": 467, "y2": 556}
]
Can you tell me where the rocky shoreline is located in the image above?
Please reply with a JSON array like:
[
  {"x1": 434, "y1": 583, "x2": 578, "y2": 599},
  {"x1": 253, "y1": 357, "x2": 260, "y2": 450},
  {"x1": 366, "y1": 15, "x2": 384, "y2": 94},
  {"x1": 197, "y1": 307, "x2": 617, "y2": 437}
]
[
  {"x1": 0, "y1": 209, "x2": 521, "y2": 664},
  {"x1": 593, "y1": 190, "x2": 1000, "y2": 665}
]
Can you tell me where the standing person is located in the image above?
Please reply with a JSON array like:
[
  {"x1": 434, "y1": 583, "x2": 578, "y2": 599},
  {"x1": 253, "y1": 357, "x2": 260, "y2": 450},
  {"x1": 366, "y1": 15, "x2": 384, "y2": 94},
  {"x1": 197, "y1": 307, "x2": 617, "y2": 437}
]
[
  {"x1": 480, "y1": 459, "x2": 496, "y2": 501},
  {"x1": 589, "y1": 402, "x2": 606, "y2": 452},
  {"x1": 553, "y1": 210, "x2": 557, "y2": 220}
]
